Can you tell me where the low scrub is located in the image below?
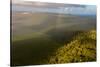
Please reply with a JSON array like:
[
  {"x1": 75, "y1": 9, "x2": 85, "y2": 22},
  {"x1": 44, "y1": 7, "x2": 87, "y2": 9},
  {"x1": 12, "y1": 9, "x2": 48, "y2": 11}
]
[{"x1": 43, "y1": 30, "x2": 96, "y2": 64}]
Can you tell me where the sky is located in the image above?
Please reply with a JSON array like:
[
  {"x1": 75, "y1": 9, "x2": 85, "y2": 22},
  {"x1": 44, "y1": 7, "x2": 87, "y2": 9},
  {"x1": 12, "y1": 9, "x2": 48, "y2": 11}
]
[{"x1": 12, "y1": 0, "x2": 96, "y2": 15}]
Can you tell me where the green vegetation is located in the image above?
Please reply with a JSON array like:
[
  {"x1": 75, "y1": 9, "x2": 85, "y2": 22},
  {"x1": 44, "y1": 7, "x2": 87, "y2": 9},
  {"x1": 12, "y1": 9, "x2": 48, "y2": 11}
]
[
  {"x1": 11, "y1": 30, "x2": 96, "y2": 66},
  {"x1": 42, "y1": 30, "x2": 96, "y2": 64}
]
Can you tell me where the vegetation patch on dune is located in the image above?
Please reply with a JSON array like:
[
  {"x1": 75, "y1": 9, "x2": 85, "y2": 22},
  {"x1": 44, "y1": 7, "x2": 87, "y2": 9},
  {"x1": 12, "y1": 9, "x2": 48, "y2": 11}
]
[{"x1": 42, "y1": 30, "x2": 96, "y2": 64}]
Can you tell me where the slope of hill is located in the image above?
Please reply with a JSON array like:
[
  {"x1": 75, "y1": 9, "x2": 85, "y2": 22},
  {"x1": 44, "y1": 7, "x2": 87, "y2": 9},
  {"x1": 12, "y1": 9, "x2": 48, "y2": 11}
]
[{"x1": 42, "y1": 30, "x2": 96, "y2": 64}]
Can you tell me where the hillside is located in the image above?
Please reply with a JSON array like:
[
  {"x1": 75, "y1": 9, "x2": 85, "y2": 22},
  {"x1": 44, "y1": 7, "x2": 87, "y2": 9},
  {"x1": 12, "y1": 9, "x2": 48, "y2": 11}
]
[
  {"x1": 42, "y1": 30, "x2": 96, "y2": 64},
  {"x1": 11, "y1": 29, "x2": 96, "y2": 66}
]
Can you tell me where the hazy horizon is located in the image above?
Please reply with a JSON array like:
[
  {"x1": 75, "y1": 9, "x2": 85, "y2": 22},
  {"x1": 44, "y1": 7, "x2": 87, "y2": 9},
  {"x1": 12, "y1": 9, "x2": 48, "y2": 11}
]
[{"x1": 12, "y1": 0, "x2": 96, "y2": 16}]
